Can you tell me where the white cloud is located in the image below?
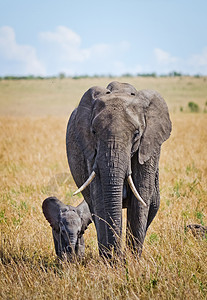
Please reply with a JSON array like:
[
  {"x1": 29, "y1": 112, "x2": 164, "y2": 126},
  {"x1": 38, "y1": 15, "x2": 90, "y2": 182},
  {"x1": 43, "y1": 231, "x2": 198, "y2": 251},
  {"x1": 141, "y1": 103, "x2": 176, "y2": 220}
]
[
  {"x1": 154, "y1": 48, "x2": 178, "y2": 64},
  {"x1": 89, "y1": 43, "x2": 112, "y2": 58},
  {"x1": 0, "y1": 25, "x2": 131, "y2": 76},
  {"x1": 153, "y1": 47, "x2": 207, "y2": 75},
  {"x1": 39, "y1": 26, "x2": 130, "y2": 67},
  {"x1": 0, "y1": 26, "x2": 46, "y2": 75},
  {"x1": 0, "y1": 26, "x2": 207, "y2": 76},
  {"x1": 37, "y1": 26, "x2": 132, "y2": 75},
  {"x1": 39, "y1": 26, "x2": 90, "y2": 62},
  {"x1": 40, "y1": 26, "x2": 81, "y2": 46},
  {"x1": 188, "y1": 47, "x2": 207, "y2": 68}
]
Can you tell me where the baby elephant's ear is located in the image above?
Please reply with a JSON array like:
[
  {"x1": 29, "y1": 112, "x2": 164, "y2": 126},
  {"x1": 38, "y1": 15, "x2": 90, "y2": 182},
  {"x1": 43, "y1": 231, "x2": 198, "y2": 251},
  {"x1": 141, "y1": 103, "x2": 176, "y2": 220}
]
[
  {"x1": 42, "y1": 197, "x2": 68, "y2": 232},
  {"x1": 76, "y1": 200, "x2": 92, "y2": 233}
]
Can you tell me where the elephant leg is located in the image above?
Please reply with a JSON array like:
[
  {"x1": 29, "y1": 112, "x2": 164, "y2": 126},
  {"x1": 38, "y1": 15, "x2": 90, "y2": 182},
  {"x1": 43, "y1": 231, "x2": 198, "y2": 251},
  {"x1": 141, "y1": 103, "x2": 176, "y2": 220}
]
[
  {"x1": 52, "y1": 229, "x2": 61, "y2": 258},
  {"x1": 147, "y1": 170, "x2": 160, "y2": 229},
  {"x1": 126, "y1": 177, "x2": 160, "y2": 255},
  {"x1": 75, "y1": 236, "x2": 85, "y2": 257},
  {"x1": 126, "y1": 199, "x2": 150, "y2": 256},
  {"x1": 126, "y1": 153, "x2": 160, "y2": 255}
]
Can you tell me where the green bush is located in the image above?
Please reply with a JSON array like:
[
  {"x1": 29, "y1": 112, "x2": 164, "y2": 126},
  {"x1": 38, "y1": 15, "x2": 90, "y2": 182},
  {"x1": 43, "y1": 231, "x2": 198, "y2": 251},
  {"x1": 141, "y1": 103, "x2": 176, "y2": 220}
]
[{"x1": 188, "y1": 101, "x2": 199, "y2": 112}]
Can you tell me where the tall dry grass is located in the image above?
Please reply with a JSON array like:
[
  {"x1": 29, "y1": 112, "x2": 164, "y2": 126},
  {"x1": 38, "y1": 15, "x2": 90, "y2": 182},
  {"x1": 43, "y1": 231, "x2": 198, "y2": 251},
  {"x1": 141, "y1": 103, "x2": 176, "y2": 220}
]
[{"x1": 0, "y1": 78, "x2": 207, "y2": 299}]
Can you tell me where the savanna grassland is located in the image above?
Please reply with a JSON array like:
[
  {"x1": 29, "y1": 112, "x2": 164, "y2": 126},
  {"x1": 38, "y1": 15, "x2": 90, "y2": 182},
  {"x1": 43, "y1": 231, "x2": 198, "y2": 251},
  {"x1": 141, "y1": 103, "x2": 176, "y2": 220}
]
[{"x1": 0, "y1": 77, "x2": 207, "y2": 299}]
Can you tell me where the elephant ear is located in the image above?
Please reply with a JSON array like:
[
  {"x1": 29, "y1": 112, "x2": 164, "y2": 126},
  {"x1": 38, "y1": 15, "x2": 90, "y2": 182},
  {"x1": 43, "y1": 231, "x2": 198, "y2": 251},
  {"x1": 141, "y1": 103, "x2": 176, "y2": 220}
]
[
  {"x1": 75, "y1": 86, "x2": 111, "y2": 160},
  {"x1": 76, "y1": 200, "x2": 92, "y2": 233},
  {"x1": 138, "y1": 90, "x2": 172, "y2": 164},
  {"x1": 42, "y1": 197, "x2": 69, "y2": 232}
]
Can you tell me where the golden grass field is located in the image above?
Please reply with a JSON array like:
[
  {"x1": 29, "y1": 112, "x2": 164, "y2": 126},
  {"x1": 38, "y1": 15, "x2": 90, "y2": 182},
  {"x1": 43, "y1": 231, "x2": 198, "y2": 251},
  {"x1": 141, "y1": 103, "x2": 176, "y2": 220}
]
[{"x1": 0, "y1": 77, "x2": 207, "y2": 299}]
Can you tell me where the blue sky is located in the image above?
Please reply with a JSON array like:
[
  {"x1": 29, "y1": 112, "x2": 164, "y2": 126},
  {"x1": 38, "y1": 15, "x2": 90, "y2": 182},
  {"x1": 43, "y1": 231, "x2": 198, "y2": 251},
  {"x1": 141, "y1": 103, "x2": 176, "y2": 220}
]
[{"x1": 0, "y1": 0, "x2": 207, "y2": 76}]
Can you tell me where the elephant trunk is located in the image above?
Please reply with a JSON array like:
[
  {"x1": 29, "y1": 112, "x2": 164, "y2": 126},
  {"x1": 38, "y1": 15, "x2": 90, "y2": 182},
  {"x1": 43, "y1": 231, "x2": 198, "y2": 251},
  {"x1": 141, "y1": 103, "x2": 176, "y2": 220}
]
[
  {"x1": 60, "y1": 232, "x2": 77, "y2": 256},
  {"x1": 101, "y1": 181, "x2": 123, "y2": 252},
  {"x1": 94, "y1": 140, "x2": 130, "y2": 256}
]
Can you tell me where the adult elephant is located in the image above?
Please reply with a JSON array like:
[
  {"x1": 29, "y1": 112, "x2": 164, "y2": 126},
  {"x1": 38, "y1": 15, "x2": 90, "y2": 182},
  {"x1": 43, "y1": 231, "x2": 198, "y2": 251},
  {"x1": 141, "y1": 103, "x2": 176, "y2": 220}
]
[{"x1": 66, "y1": 81, "x2": 171, "y2": 257}]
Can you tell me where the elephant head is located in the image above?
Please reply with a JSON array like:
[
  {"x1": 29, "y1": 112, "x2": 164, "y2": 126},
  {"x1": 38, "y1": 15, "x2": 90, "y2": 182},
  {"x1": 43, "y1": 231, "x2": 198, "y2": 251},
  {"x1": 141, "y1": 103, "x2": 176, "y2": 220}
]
[
  {"x1": 66, "y1": 81, "x2": 171, "y2": 257},
  {"x1": 42, "y1": 197, "x2": 92, "y2": 259}
]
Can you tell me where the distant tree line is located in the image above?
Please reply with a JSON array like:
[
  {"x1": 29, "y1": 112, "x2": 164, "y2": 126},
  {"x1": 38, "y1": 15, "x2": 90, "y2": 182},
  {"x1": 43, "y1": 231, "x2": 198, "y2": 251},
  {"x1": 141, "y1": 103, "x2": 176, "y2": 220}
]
[{"x1": 0, "y1": 71, "x2": 204, "y2": 80}]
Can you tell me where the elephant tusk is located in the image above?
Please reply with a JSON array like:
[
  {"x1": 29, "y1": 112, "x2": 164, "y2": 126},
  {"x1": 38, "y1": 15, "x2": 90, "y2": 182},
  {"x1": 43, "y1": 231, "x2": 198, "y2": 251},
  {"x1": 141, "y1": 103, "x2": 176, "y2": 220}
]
[
  {"x1": 73, "y1": 171, "x2": 96, "y2": 196},
  {"x1": 127, "y1": 175, "x2": 147, "y2": 207}
]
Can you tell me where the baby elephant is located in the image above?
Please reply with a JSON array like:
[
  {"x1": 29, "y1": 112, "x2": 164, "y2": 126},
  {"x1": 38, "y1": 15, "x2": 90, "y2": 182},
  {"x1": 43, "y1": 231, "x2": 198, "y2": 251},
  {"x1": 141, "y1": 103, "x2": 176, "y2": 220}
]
[{"x1": 42, "y1": 197, "x2": 92, "y2": 259}]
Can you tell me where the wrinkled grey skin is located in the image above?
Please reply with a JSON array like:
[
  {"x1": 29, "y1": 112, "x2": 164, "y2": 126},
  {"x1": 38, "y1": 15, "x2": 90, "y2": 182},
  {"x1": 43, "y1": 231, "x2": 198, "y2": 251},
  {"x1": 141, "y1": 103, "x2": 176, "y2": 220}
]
[
  {"x1": 66, "y1": 81, "x2": 171, "y2": 257},
  {"x1": 42, "y1": 197, "x2": 92, "y2": 259}
]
